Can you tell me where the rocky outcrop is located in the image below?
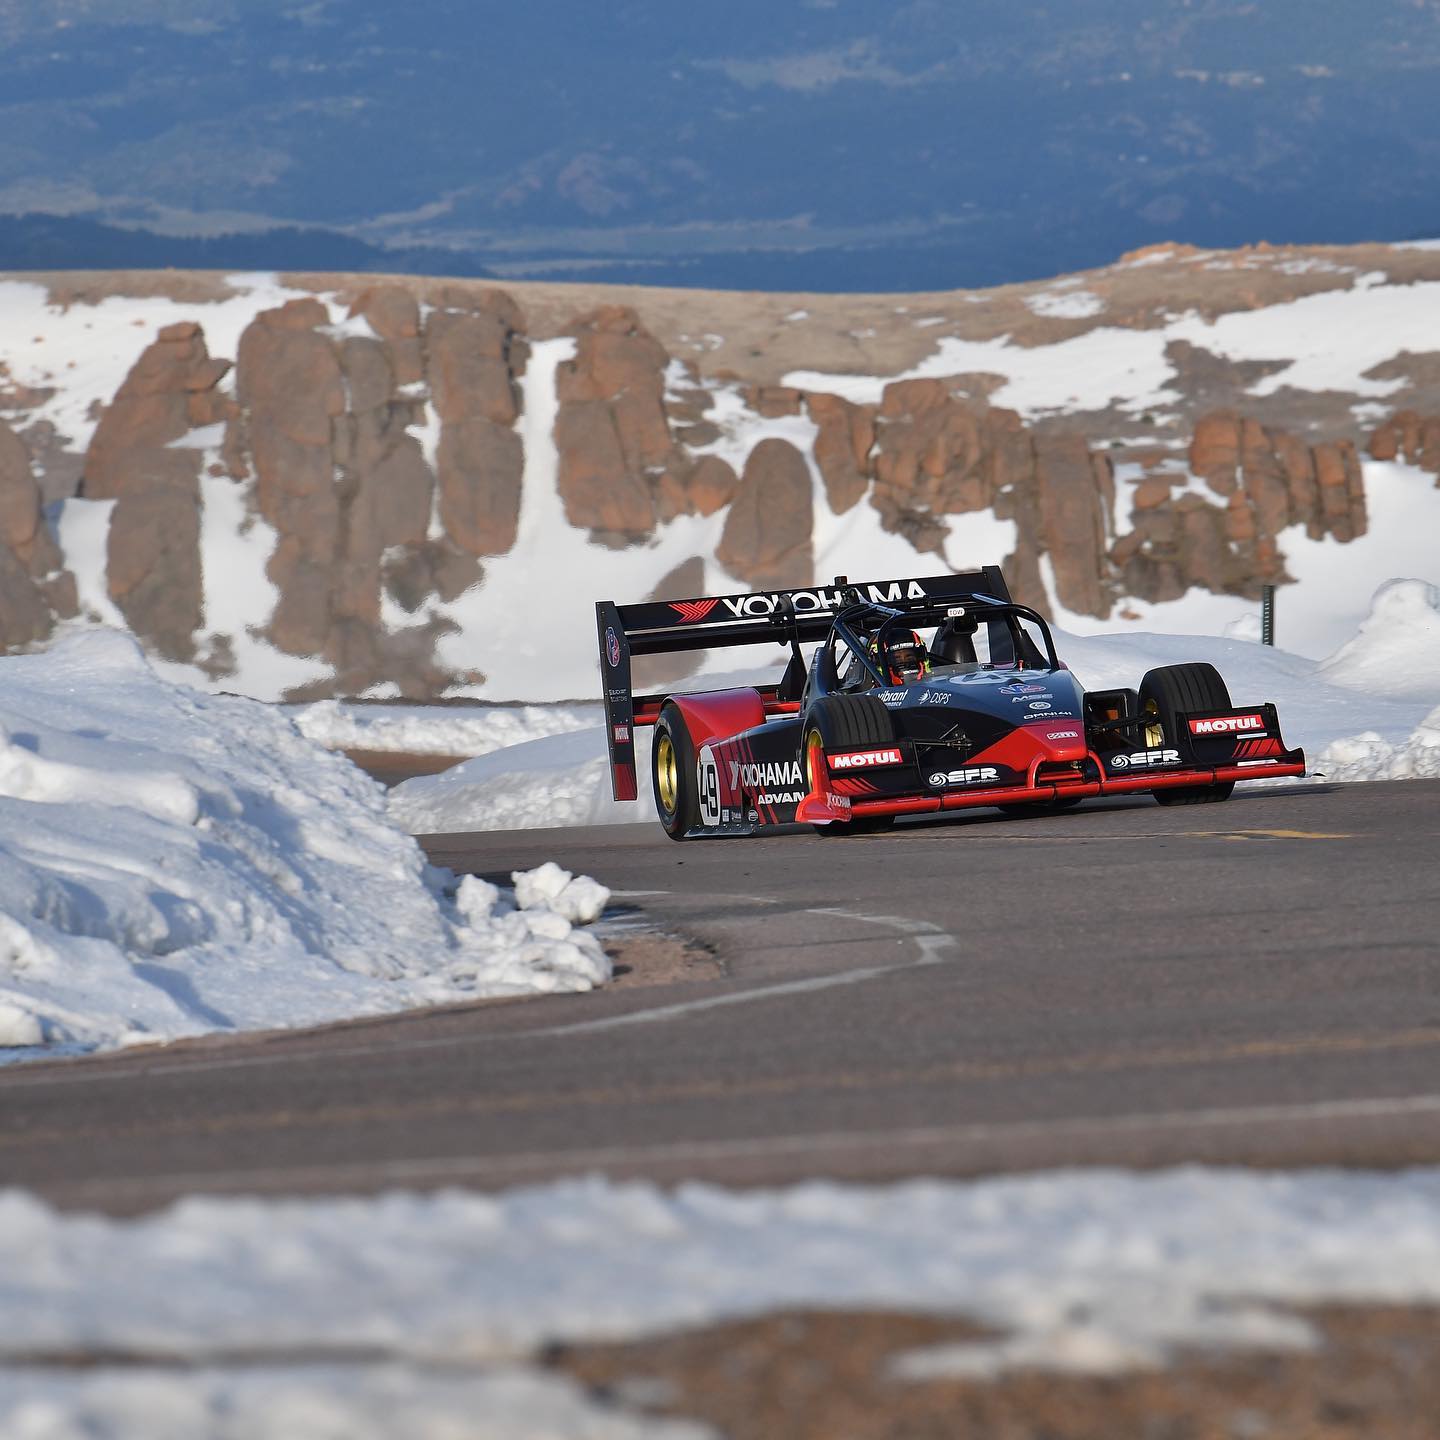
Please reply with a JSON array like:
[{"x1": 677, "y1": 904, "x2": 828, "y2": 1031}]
[
  {"x1": 81, "y1": 321, "x2": 232, "y2": 658},
  {"x1": 807, "y1": 393, "x2": 873, "y2": 515},
  {"x1": 715, "y1": 439, "x2": 814, "y2": 591},
  {"x1": 1109, "y1": 411, "x2": 1367, "y2": 602},
  {"x1": 0, "y1": 418, "x2": 73, "y2": 647},
  {"x1": 10, "y1": 275, "x2": 1401, "y2": 698},
  {"x1": 555, "y1": 305, "x2": 695, "y2": 543},
  {"x1": 1368, "y1": 410, "x2": 1440, "y2": 477},
  {"x1": 427, "y1": 288, "x2": 527, "y2": 560}
]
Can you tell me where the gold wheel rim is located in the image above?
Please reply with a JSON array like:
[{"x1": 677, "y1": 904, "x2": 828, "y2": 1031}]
[
  {"x1": 656, "y1": 731, "x2": 679, "y2": 813},
  {"x1": 1142, "y1": 699, "x2": 1164, "y2": 749},
  {"x1": 806, "y1": 730, "x2": 826, "y2": 789}
]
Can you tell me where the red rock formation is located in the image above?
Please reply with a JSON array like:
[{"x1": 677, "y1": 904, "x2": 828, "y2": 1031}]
[
  {"x1": 0, "y1": 420, "x2": 71, "y2": 646},
  {"x1": 716, "y1": 439, "x2": 813, "y2": 590},
  {"x1": 555, "y1": 307, "x2": 667, "y2": 539},
  {"x1": 807, "y1": 393, "x2": 873, "y2": 514},
  {"x1": 427, "y1": 290, "x2": 528, "y2": 558},
  {"x1": 1368, "y1": 410, "x2": 1440, "y2": 480},
  {"x1": 82, "y1": 321, "x2": 232, "y2": 658}
]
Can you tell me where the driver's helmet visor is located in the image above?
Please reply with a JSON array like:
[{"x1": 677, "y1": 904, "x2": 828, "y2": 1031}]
[{"x1": 887, "y1": 640, "x2": 926, "y2": 681}]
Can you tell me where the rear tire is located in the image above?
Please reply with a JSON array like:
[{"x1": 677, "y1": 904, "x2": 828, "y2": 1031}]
[
  {"x1": 1137, "y1": 662, "x2": 1235, "y2": 806},
  {"x1": 652, "y1": 705, "x2": 700, "y2": 840},
  {"x1": 802, "y1": 695, "x2": 895, "y2": 837}
]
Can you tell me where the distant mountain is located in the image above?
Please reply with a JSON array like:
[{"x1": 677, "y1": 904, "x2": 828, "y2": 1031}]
[{"x1": 4, "y1": 1, "x2": 1440, "y2": 289}]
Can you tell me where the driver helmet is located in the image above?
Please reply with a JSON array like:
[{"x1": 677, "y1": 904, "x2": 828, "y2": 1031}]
[{"x1": 880, "y1": 630, "x2": 929, "y2": 684}]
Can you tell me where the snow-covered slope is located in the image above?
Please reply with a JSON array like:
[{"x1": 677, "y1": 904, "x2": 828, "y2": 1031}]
[
  {"x1": 0, "y1": 631, "x2": 611, "y2": 1063},
  {"x1": 2, "y1": 256, "x2": 1439, "y2": 704}
]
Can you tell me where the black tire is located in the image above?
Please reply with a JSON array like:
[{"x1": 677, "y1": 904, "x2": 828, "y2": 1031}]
[
  {"x1": 802, "y1": 695, "x2": 895, "y2": 837},
  {"x1": 651, "y1": 705, "x2": 700, "y2": 840},
  {"x1": 1136, "y1": 662, "x2": 1235, "y2": 806}
]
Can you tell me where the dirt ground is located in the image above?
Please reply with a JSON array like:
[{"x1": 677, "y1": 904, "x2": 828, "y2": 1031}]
[{"x1": 550, "y1": 1305, "x2": 1440, "y2": 1440}]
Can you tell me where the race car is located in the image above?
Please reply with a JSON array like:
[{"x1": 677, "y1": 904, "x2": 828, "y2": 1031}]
[{"x1": 595, "y1": 567, "x2": 1306, "y2": 840}]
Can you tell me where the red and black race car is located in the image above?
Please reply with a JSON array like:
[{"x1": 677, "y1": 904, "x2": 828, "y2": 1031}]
[{"x1": 596, "y1": 567, "x2": 1306, "y2": 840}]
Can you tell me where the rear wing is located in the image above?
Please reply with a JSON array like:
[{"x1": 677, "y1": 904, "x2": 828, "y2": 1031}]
[{"x1": 596, "y1": 568, "x2": 1011, "y2": 802}]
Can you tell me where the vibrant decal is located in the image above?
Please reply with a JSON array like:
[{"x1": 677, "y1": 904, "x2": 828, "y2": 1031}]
[
  {"x1": 1190, "y1": 714, "x2": 1265, "y2": 735},
  {"x1": 670, "y1": 599, "x2": 720, "y2": 623},
  {"x1": 728, "y1": 759, "x2": 804, "y2": 790},
  {"x1": 1109, "y1": 749, "x2": 1181, "y2": 769},
  {"x1": 829, "y1": 747, "x2": 904, "y2": 771},
  {"x1": 929, "y1": 766, "x2": 1001, "y2": 787},
  {"x1": 718, "y1": 580, "x2": 927, "y2": 619},
  {"x1": 605, "y1": 627, "x2": 621, "y2": 668}
]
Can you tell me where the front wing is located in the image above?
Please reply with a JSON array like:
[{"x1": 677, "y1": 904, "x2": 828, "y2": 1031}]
[{"x1": 796, "y1": 702, "x2": 1306, "y2": 824}]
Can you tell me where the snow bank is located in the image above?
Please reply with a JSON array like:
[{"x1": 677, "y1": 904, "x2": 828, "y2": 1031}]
[
  {"x1": 1316, "y1": 578, "x2": 1440, "y2": 701},
  {"x1": 387, "y1": 726, "x2": 659, "y2": 834},
  {"x1": 0, "y1": 1368, "x2": 708, "y2": 1440},
  {"x1": 289, "y1": 699, "x2": 601, "y2": 756},
  {"x1": 3, "y1": 1167, "x2": 1440, "y2": 1434},
  {"x1": 1313, "y1": 706, "x2": 1440, "y2": 782},
  {"x1": 0, "y1": 631, "x2": 612, "y2": 1062}
]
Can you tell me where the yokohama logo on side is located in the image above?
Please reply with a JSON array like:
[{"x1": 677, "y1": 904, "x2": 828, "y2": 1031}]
[
  {"x1": 1190, "y1": 714, "x2": 1265, "y2": 735},
  {"x1": 670, "y1": 599, "x2": 720, "y2": 623},
  {"x1": 829, "y1": 747, "x2": 903, "y2": 771}
]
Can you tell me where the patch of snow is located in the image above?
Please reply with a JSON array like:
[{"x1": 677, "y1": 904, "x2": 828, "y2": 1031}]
[
  {"x1": 783, "y1": 272, "x2": 1440, "y2": 420},
  {"x1": 51, "y1": 498, "x2": 124, "y2": 627},
  {"x1": 2, "y1": 1168, "x2": 1440, "y2": 1403},
  {"x1": 1313, "y1": 706, "x2": 1440, "y2": 781},
  {"x1": 290, "y1": 700, "x2": 601, "y2": 757},
  {"x1": 0, "y1": 1367, "x2": 710, "y2": 1440},
  {"x1": 1026, "y1": 289, "x2": 1106, "y2": 320},
  {"x1": 388, "y1": 726, "x2": 658, "y2": 834},
  {"x1": 943, "y1": 510, "x2": 1019, "y2": 572},
  {"x1": 0, "y1": 632, "x2": 611, "y2": 1063},
  {"x1": 1316, "y1": 578, "x2": 1440, "y2": 701}
]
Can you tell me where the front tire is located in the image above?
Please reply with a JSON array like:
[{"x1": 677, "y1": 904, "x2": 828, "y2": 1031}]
[
  {"x1": 803, "y1": 695, "x2": 896, "y2": 837},
  {"x1": 1137, "y1": 662, "x2": 1235, "y2": 806},
  {"x1": 652, "y1": 705, "x2": 700, "y2": 840}
]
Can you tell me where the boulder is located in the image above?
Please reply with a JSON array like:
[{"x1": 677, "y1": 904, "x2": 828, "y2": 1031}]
[
  {"x1": 554, "y1": 400, "x2": 654, "y2": 538},
  {"x1": 426, "y1": 307, "x2": 521, "y2": 427},
  {"x1": 81, "y1": 321, "x2": 233, "y2": 658},
  {"x1": 437, "y1": 418, "x2": 524, "y2": 556},
  {"x1": 1033, "y1": 432, "x2": 1110, "y2": 617},
  {"x1": 684, "y1": 455, "x2": 738, "y2": 517},
  {"x1": 555, "y1": 306, "x2": 674, "y2": 541},
  {"x1": 106, "y1": 488, "x2": 203, "y2": 660},
  {"x1": 1189, "y1": 410, "x2": 1241, "y2": 491},
  {"x1": 716, "y1": 439, "x2": 814, "y2": 590},
  {"x1": 0, "y1": 543, "x2": 52, "y2": 649},
  {"x1": 807, "y1": 393, "x2": 873, "y2": 514}
]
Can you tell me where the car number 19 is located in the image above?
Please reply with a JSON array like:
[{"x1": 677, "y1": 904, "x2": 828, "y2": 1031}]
[{"x1": 698, "y1": 749, "x2": 721, "y2": 826}]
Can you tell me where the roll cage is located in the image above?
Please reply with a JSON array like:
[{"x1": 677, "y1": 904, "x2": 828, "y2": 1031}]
[{"x1": 811, "y1": 592, "x2": 1061, "y2": 697}]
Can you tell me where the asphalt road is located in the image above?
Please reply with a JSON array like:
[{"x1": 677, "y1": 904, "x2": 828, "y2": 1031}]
[{"x1": 4, "y1": 781, "x2": 1439, "y2": 1214}]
